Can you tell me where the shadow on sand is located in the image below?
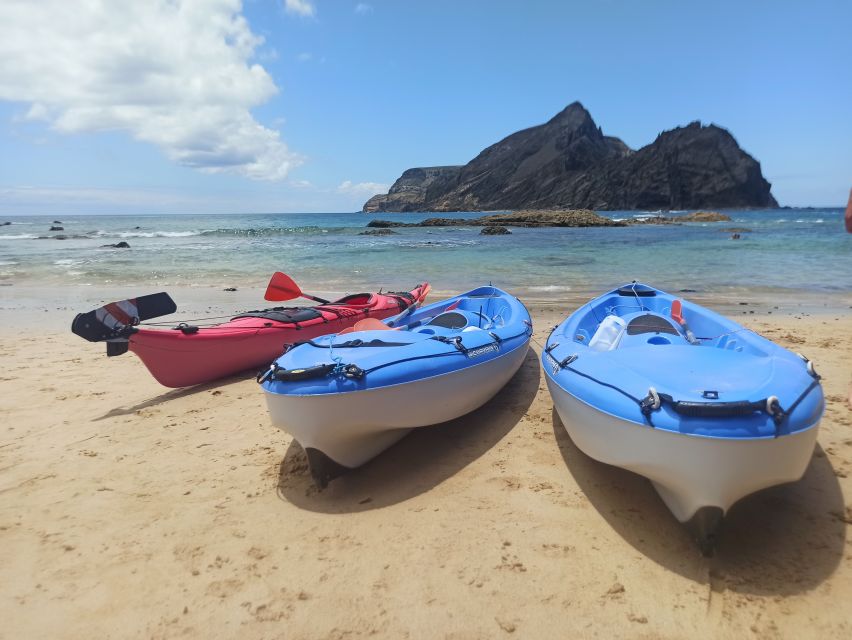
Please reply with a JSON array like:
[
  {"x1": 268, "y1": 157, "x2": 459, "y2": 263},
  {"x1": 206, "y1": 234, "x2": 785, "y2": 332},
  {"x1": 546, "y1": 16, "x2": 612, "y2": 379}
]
[
  {"x1": 276, "y1": 348, "x2": 541, "y2": 513},
  {"x1": 552, "y1": 408, "x2": 847, "y2": 596},
  {"x1": 93, "y1": 370, "x2": 256, "y2": 421}
]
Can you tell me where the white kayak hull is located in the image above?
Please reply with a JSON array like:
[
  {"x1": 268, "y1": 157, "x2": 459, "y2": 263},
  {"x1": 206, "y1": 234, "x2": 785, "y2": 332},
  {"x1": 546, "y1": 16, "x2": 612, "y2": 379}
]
[
  {"x1": 546, "y1": 376, "x2": 820, "y2": 523},
  {"x1": 264, "y1": 342, "x2": 529, "y2": 473}
]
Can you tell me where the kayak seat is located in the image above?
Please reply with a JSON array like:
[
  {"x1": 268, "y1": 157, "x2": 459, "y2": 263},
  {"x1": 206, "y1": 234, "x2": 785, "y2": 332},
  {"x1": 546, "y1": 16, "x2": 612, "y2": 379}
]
[
  {"x1": 625, "y1": 313, "x2": 679, "y2": 336},
  {"x1": 428, "y1": 312, "x2": 469, "y2": 330}
]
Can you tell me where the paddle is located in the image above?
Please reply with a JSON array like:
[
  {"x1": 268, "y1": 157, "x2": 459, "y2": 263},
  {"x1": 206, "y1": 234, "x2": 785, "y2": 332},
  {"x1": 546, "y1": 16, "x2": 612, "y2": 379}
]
[
  {"x1": 72, "y1": 292, "x2": 177, "y2": 342},
  {"x1": 671, "y1": 299, "x2": 698, "y2": 344},
  {"x1": 264, "y1": 272, "x2": 330, "y2": 304}
]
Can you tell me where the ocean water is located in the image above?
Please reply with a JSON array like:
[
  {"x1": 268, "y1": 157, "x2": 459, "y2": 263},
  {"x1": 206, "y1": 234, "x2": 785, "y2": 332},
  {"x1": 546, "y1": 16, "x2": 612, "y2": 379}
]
[{"x1": 1, "y1": 209, "x2": 849, "y2": 302}]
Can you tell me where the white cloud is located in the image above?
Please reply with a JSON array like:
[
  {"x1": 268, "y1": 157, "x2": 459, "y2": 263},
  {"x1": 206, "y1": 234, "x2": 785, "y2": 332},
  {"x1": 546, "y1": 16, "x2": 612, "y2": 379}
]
[
  {"x1": 355, "y1": 3, "x2": 374, "y2": 14},
  {"x1": 296, "y1": 52, "x2": 313, "y2": 62},
  {"x1": 337, "y1": 180, "x2": 389, "y2": 195},
  {"x1": 284, "y1": 0, "x2": 316, "y2": 17},
  {"x1": 0, "y1": 1, "x2": 300, "y2": 181}
]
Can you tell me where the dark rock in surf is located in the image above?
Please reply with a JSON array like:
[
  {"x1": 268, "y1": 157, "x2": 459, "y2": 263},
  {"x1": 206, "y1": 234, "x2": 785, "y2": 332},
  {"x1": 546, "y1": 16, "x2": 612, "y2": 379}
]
[
  {"x1": 50, "y1": 226, "x2": 64, "y2": 231},
  {"x1": 224, "y1": 287, "x2": 237, "y2": 292},
  {"x1": 364, "y1": 102, "x2": 777, "y2": 212},
  {"x1": 101, "y1": 241, "x2": 131, "y2": 248},
  {"x1": 480, "y1": 226, "x2": 511, "y2": 235},
  {"x1": 53, "y1": 220, "x2": 62, "y2": 224},
  {"x1": 360, "y1": 228, "x2": 398, "y2": 235},
  {"x1": 366, "y1": 220, "x2": 413, "y2": 228}
]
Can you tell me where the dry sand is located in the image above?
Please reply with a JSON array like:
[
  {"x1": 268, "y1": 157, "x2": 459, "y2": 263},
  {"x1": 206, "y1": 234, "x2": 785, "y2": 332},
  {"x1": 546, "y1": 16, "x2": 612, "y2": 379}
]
[{"x1": 1, "y1": 297, "x2": 851, "y2": 638}]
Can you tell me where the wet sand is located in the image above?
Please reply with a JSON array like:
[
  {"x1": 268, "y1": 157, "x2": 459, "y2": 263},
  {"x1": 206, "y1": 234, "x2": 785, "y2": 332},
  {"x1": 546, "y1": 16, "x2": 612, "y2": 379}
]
[{"x1": 0, "y1": 292, "x2": 850, "y2": 638}]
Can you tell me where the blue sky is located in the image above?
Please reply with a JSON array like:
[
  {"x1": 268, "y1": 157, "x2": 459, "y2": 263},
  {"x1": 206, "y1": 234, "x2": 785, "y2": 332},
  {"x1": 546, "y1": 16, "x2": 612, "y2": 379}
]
[{"x1": 1, "y1": 0, "x2": 850, "y2": 214}]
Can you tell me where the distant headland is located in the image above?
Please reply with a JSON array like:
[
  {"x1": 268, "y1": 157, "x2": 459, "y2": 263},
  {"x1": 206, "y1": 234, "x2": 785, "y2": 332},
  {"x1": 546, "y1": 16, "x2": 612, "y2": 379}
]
[{"x1": 363, "y1": 102, "x2": 778, "y2": 213}]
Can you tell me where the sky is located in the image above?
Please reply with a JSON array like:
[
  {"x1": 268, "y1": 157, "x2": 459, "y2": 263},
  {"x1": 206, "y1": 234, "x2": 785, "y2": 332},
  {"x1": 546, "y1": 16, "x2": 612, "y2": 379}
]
[{"x1": 0, "y1": 0, "x2": 850, "y2": 215}]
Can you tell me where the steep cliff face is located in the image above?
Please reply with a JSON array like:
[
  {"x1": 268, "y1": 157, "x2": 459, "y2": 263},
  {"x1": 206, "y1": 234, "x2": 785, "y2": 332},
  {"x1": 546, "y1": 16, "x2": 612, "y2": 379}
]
[
  {"x1": 363, "y1": 102, "x2": 777, "y2": 212},
  {"x1": 363, "y1": 166, "x2": 462, "y2": 213}
]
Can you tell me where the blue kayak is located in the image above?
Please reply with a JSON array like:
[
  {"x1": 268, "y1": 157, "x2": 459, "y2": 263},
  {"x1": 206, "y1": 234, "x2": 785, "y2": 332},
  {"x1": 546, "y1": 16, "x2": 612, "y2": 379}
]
[
  {"x1": 543, "y1": 282, "x2": 823, "y2": 553},
  {"x1": 260, "y1": 286, "x2": 532, "y2": 486}
]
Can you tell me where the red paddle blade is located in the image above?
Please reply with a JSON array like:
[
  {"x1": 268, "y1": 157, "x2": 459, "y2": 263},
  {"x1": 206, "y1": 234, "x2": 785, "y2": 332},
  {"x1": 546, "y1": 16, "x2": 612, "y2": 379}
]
[
  {"x1": 446, "y1": 299, "x2": 461, "y2": 311},
  {"x1": 264, "y1": 272, "x2": 302, "y2": 301},
  {"x1": 671, "y1": 299, "x2": 684, "y2": 325}
]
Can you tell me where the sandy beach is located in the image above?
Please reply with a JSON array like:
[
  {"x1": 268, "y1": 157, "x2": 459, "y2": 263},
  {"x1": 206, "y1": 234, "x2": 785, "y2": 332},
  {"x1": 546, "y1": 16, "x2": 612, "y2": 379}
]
[{"x1": 1, "y1": 292, "x2": 850, "y2": 639}]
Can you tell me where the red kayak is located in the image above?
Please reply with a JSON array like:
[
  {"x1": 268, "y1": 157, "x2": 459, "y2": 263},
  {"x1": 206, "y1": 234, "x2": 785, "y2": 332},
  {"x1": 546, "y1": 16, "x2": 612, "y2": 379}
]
[{"x1": 72, "y1": 275, "x2": 430, "y2": 388}]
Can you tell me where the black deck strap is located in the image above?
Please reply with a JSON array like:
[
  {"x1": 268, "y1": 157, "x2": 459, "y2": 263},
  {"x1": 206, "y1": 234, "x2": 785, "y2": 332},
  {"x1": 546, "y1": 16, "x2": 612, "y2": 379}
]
[
  {"x1": 232, "y1": 307, "x2": 322, "y2": 324},
  {"x1": 387, "y1": 290, "x2": 415, "y2": 310},
  {"x1": 556, "y1": 364, "x2": 655, "y2": 426},
  {"x1": 781, "y1": 379, "x2": 821, "y2": 424},
  {"x1": 388, "y1": 291, "x2": 415, "y2": 302},
  {"x1": 562, "y1": 366, "x2": 645, "y2": 406},
  {"x1": 313, "y1": 306, "x2": 345, "y2": 319},
  {"x1": 362, "y1": 349, "x2": 466, "y2": 376},
  {"x1": 363, "y1": 327, "x2": 535, "y2": 376}
]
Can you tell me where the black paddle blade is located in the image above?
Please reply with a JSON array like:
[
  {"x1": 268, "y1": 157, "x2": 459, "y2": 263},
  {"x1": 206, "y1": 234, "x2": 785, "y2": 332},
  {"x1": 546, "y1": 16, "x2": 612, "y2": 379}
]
[{"x1": 71, "y1": 292, "x2": 176, "y2": 342}]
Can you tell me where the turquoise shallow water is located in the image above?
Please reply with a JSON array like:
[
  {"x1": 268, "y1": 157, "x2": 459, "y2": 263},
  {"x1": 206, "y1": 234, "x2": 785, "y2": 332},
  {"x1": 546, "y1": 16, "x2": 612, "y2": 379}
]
[{"x1": 0, "y1": 209, "x2": 849, "y2": 301}]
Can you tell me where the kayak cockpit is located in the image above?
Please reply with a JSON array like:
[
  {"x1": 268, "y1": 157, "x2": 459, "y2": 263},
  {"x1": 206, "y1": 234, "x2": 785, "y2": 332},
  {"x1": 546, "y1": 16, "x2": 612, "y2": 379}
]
[{"x1": 569, "y1": 301, "x2": 769, "y2": 358}]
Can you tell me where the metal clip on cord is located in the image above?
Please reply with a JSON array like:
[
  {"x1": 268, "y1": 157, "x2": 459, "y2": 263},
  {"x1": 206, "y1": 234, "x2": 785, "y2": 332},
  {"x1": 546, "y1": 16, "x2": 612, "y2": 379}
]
[
  {"x1": 432, "y1": 335, "x2": 468, "y2": 354},
  {"x1": 544, "y1": 342, "x2": 577, "y2": 369}
]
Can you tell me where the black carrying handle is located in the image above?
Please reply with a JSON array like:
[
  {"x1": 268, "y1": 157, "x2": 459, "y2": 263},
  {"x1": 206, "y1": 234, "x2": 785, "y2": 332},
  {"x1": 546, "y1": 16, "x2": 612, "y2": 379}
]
[
  {"x1": 663, "y1": 398, "x2": 765, "y2": 418},
  {"x1": 259, "y1": 362, "x2": 366, "y2": 384},
  {"x1": 270, "y1": 363, "x2": 336, "y2": 382}
]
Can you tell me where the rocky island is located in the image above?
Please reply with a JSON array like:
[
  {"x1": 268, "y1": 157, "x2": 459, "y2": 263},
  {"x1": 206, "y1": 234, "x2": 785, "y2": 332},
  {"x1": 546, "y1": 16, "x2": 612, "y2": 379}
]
[
  {"x1": 363, "y1": 102, "x2": 777, "y2": 212},
  {"x1": 368, "y1": 209, "x2": 623, "y2": 228},
  {"x1": 366, "y1": 209, "x2": 732, "y2": 230}
]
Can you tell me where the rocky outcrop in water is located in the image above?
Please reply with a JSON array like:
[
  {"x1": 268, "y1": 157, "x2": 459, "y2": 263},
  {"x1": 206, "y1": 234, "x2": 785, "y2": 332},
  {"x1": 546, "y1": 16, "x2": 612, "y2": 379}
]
[
  {"x1": 628, "y1": 211, "x2": 733, "y2": 225},
  {"x1": 359, "y1": 228, "x2": 398, "y2": 235},
  {"x1": 367, "y1": 210, "x2": 625, "y2": 229},
  {"x1": 480, "y1": 226, "x2": 511, "y2": 235},
  {"x1": 363, "y1": 102, "x2": 777, "y2": 212}
]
